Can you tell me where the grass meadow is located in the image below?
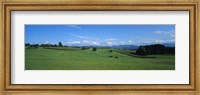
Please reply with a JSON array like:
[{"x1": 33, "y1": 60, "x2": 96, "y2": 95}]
[{"x1": 25, "y1": 47, "x2": 175, "y2": 70}]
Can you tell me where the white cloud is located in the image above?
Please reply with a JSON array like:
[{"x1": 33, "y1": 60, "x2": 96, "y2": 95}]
[
  {"x1": 107, "y1": 38, "x2": 116, "y2": 41},
  {"x1": 91, "y1": 41, "x2": 100, "y2": 45},
  {"x1": 154, "y1": 40, "x2": 165, "y2": 44},
  {"x1": 64, "y1": 38, "x2": 120, "y2": 46},
  {"x1": 77, "y1": 35, "x2": 89, "y2": 39},
  {"x1": 65, "y1": 35, "x2": 142, "y2": 46},
  {"x1": 153, "y1": 30, "x2": 175, "y2": 37},
  {"x1": 70, "y1": 34, "x2": 101, "y2": 43},
  {"x1": 67, "y1": 25, "x2": 82, "y2": 30},
  {"x1": 71, "y1": 41, "x2": 81, "y2": 44},
  {"x1": 64, "y1": 41, "x2": 81, "y2": 46},
  {"x1": 82, "y1": 40, "x2": 100, "y2": 46},
  {"x1": 70, "y1": 34, "x2": 90, "y2": 39},
  {"x1": 119, "y1": 41, "x2": 125, "y2": 45},
  {"x1": 106, "y1": 41, "x2": 113, "y2": 45},
  {"x1": 44, "y1": 41, "x2": 49, "y2": 44},
  {"x1": 137, "y1": 39, "x2": 175, "y2": 45},
  {"x1": 153, "y1": 31, "x2": 163, "y2": 34},
  {"x1": 103, "y1": 39, "x2": 119, "y2": 46}
]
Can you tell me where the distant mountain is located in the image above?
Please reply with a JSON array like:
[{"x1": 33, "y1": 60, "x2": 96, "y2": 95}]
[
  {"x1": 111, "y1": 43, "x2": 174, "y2": 50},
  {"x1": 163, "y1": 43, "x2": 175, "y2": 47},
  {"x1": 70, "y1": 43, "x2": 174, "y2": 50},
  {"x1": 111, "y1": 45, "x2": 139, "y2": 50},
  {"x1": 71, "y1": 45, "x2": 139, "y2": 50}
]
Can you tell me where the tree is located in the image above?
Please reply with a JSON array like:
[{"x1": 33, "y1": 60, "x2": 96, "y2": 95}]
[
  {"x1": 143, "y1": 44, "x2": 166, "y2": 55},
  {"x1": 34, "y1": 44, "x2": 39, "y2": 48},
  {"x1": 29, "y1": 44, "x2": 39, "y2": 48},
  {"x1": 136, "y1": 44, "x2": 174, "y2": 55},
  {"x1": 136, "y1": 46, "x2": 147, "y2": 56},
  {"x1": 166, "y1": 47, "x2": 175, "y2": 54},
  {"x1": 53, "y1": 44, "x2": 58, "y2": 47},
  {"x1": 93, "y1": 48, "x2": 97, "y2": 51},
  {"x1": 81, "y1": 47, "x2": 86, "y2": 50},
  {"x1": 25, "y1": 43, "x2": 30, "y2": 47},
  {"x1": 58, "y1": 42, "x2": 63, "y2": 47},
  {"x1": 47, "y1": 44, "x2": 51, "y2": 47},
  {"x1": 40, "y1": 44, "x2": 44, "y2": 47}
]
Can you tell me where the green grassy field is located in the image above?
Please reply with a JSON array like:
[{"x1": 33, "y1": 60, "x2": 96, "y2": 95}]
[{"x1": 25, "y1": 47, "x2": 175, "y2": 70}]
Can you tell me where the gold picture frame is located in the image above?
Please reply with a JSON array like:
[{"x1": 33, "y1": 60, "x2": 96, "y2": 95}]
[{"x1": 0, "y1": 0, "x2": 199, "y2": 94}]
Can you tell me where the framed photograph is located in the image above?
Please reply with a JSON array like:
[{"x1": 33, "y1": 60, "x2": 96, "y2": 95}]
[{"x1": 0, "y1": 0, "x2": 199, "y2": 94}]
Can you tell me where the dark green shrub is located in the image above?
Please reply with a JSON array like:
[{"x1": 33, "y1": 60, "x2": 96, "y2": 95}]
[
  {"x1": 58, "y1": 42, "x2": 63, "y2": 47},
  {"x1": 136, "y1": 46, "x2": 147, "y2": 56},
  {"x1": 93, "y1": 48, "x2": 97, "y2": 51}
]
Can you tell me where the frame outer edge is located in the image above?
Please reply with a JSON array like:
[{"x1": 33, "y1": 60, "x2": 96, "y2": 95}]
[
  {"x1": 2, "y1": 1, "x2": 6, "y2": 93},
  {"x1": 1, "y1": 1, "x2": 199, "y2": 93}
]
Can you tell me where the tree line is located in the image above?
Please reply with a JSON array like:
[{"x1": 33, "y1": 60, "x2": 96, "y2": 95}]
[
  {"x1": 25, "y1": 42, "x2": 63, "y2": 48},
  {"x1": 136, "y1": 44, "x2": 175, "y2": 56},
  {"x1": 25, "y1": 42, "x2": 98, "y2": 51}
]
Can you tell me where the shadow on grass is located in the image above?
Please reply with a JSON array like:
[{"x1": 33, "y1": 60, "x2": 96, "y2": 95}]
[
  {"x1": 114, "y1": 50, "x2": 157, "y2": 58},
  {"x1": 43, "y1": 47, "x2": 81, "y2": 51}
]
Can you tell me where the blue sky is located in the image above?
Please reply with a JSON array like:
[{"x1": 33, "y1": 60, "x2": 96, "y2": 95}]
[{"x1": 25, "y1": 25, "x2": 175, "y2": 46}]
